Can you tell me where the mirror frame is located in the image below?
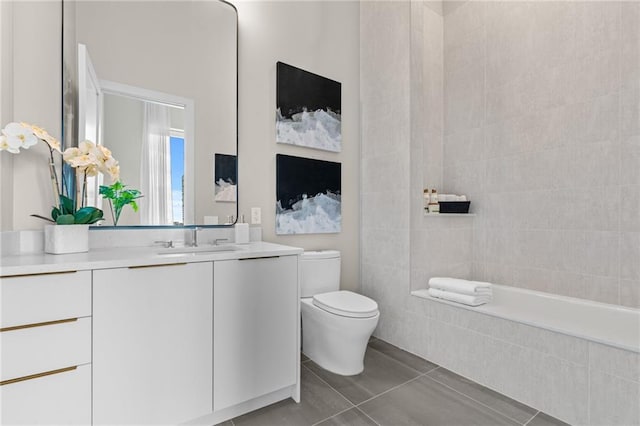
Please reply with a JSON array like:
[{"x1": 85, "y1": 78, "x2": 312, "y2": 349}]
[{"x1": 61, "y1": 0, "x2": 239, "y2": 229}]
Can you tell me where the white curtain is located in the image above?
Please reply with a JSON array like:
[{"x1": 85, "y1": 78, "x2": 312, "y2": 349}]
[{"x1": 140, "y1": 102, "x2": 173, "y2": 225}]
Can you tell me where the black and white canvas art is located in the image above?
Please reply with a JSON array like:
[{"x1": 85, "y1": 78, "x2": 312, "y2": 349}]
[
  {"x1": 276, "y1": 62, "x2": 342, "y2": 153},
  {"x1": 276, "y1": 154, "x2": 341, "y2": 235},
  {"x1": 214, "y1": 153, "x2": 237, "y2": 202}
]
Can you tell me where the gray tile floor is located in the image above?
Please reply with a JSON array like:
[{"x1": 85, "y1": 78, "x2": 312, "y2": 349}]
[{"x1": 220, "y1": 338, "x2": 570, "y2": 426}]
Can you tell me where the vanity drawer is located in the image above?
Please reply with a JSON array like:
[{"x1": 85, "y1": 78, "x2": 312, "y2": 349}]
[
  {"x1": 0, "y1": 270, "x2": 91, "y2": 328},
  {"x1": 1, "y1": 364, "x2": 91, "y2": 425},
  {"x1": 1, "y1": 317, "x2": 91, "y2": 381}
]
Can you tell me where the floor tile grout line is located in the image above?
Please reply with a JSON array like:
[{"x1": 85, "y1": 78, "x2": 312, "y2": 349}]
[
  {"x1": 424, "y1": 374, "x2": 531, "y2": 425},
  {"x1": 353, "y1": 371, "x2": 430, "y2": 408},
  {"x1": 354, "y1": 405, "x2": 382, "y2": 426},
  {"x1": 301, "y1": 362, "x2": 357, "y2": 408},
  {"x1": 367, "y1": 343, "x2": 440, "y2": 376},
  {"x1": 310, "y1": 406, "x2": 356, "y2": 426},
  {"x1": 522, "y1": 410, "x2": 541, "y2": 426}
]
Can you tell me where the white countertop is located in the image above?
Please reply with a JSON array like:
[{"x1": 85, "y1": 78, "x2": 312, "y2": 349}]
[{"x1": 0, "y1": 242, "x2": 303, "y2": 277}]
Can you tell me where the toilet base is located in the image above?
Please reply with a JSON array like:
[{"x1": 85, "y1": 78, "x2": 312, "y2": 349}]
[{"x1": 301, "y1": 298, "x2": 379, "y2": 376}]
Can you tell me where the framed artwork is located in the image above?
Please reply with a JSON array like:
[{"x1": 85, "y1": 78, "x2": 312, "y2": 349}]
[
  {"x1": 276, "y1": 62, "x2": 342, "y2": 153},
  {"x1": 214, "y1": 153, "x2": 237, "y2": 202},
  {"x1": 276, "y1": 154, "x2": 341, "y2": 235}
]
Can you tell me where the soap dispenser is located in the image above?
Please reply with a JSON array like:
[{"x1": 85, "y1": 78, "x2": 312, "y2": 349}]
[{"x1": 235, "y1": 214, "x2": 250, "y2": 244}]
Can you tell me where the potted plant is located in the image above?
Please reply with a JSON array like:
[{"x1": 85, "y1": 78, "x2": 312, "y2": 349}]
[
  {"x1": 99, "y1": 181, "x2": 143, "y2": 226},
  {"x1": 0, "y1": 122, "x2": 119, "y2": 254}
]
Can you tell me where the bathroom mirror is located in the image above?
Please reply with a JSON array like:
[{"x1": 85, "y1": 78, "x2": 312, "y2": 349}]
[{"x1": 62, "y1": 0, "x2": 238, "y2": 227}]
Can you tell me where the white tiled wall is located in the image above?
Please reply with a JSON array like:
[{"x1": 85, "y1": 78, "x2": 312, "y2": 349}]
[
  {"x1": 360, "y1": 0, "x2": 412, "y2": 340},
  {"x1": 442, "y1": 1, "x2": 640, "y2": 308},
  {"x1": 361, "y1": 1, "x2": 639, "y2": 424}
]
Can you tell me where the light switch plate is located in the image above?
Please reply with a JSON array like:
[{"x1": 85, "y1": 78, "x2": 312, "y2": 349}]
[{"x1": 251, "y1": 207, "x2": 262, "y2": 225}]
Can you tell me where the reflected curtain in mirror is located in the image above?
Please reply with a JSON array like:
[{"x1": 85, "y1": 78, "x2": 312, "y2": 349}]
[{"x1": 140, "y1": 102, "x2": 173, "y2": 225}]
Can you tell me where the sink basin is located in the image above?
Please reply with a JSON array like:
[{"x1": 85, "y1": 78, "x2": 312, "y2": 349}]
[{"x1": 157, "y1": 245, "x2": 240, "y2": 256}]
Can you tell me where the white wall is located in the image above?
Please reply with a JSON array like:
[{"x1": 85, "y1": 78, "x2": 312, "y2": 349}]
[
  {"x1": 0, "y1": 0, "x2": 14, "y2": 232},
  {"x1": 0, "y1": 1, "x2": 61, "y2": 232},
  {"x1": 1, "y1": 0, "x2": 361, "y2": 291},
  {"x1": 236, "y1": 0, "x2": 361, "y2": 291},
  {"x1": 102, "y1": 94, "x2": 144, "y2": 226}
]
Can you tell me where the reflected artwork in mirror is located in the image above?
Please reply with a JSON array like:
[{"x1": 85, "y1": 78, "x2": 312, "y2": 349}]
[{"x1": 62, "y1": 0, "x2": 238, "y2": 227}]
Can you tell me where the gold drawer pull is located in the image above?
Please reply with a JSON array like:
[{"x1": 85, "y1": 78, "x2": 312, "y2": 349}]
[
  {"x1": 1, "y1": 270, "x2": 78, "y2": 279},
  {"x1": 0, "y1": 318, "x2": 78, "y2": 333},
  {"x1": 128, "y1": 263, "x2": 187, "y2": 269},
  {"x1": 1, "y1": 366, "x2": 77, "y2": 386}
]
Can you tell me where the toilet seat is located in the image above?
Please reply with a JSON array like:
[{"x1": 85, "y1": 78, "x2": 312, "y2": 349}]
[{"x1": 312, "y1": 290, "x2": 379, "y2": 318}]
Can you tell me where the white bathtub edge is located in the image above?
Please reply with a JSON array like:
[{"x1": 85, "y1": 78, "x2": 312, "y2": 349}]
[{"x1": 411, "y1": 287, "x2": 640, "y2": 354}]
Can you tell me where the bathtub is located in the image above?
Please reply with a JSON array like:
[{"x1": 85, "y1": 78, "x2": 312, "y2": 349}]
[
  {"x1": 405, "y1": 284, "x2": 639, "y2": 424},
  {"x1": 412, "y1": 284, "x2": 640, "y2": 353}
]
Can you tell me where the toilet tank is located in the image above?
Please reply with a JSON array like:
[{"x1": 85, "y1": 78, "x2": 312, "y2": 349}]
[{"x1": 300, "y1": 250, "x2": 341, "y2": 298}]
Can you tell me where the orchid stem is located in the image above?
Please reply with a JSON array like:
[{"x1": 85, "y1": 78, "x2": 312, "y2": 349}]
[
  {"x1": 82, "y1": 173, "x2": 87, "y2": 209},
  {"x1": 48, "y1": 161, "x2": 60, "y2": 209}
]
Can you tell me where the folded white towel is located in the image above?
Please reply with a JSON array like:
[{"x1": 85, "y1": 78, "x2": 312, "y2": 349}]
[
  {"x1": 428, "y1": 288, "x2": 491, "y2": 307},
  {"x1": 428, "y1": 277, "x2": 492, "y2": 296}
]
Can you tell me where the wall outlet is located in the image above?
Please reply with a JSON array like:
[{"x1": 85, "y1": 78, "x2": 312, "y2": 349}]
[{"x1": 251, "y1": 207, "x2": 262, "y2": 225}]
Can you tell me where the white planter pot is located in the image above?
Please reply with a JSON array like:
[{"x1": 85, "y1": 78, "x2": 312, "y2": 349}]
[{"x1": 44, "y1": 224, "x2": 89, "y2": 254}]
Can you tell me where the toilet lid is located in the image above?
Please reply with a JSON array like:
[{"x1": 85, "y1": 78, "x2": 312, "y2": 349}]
[{"x1": 313, "y1": 291, "x2": 379, "y2": 318}]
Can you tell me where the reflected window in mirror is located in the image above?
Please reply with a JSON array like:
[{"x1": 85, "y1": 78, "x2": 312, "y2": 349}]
[{"x1": 100, "y1": 83, "x2": 193, "y2": 226}]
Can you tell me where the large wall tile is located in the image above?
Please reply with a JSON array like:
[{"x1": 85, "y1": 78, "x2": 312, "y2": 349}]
[
  {"x1": 589, "y1": 342, "x2": 640, "y2": 383},
  {"x1": 621, "y1": 89, "x2": 639, "y2": 138},
  {"x1": 620, "y1": 231, "x2": 640, "y2": 280},
  {"x1": 444, "y1": 127, "x2": 484, "y2": 165},
  {"x1": 575, "y1": 1, "x2": 621, "y2": 58},
  {"x1": 583, "y1": 274, "x2": 620, "y2": 306},
  {"x1": 440, "y1": 1, "x2": 634, "y2": 305},
  {"x1": 443, "y1": 0, "x2": 484, "y2": 50},
  {"x1": 589, "y1": 370, "x2": 640, "y2": 426},
  {"x1": 620, "y1": 279, "x2": 640, "y2": 308},
  {"x1": 621, "y1": 2, "x2": 640, "y2": 91},
  {"x1": 621, "y1": 136, "x2": 639, "y2": 185},
  {"x1": 581, "y1": 231, "x2": 620, "y2": 278}
]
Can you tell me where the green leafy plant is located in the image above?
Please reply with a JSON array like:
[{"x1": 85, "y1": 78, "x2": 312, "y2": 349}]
[
  {"x1": 51, "y1": 194, "x2": 104, "y2": 224},
  {"x1": 99, "y1": 181, "x2": 142, "y2": 226}
]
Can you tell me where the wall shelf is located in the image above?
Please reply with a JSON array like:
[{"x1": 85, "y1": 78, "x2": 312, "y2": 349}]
[{"x1": 424, "y1": 212, "x2": 476, "y2": 217}]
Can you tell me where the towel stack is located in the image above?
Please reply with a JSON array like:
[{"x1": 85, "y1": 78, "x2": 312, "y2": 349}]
[{"x1": 428, "y1": 277, "x2": 492, "y2": 306}]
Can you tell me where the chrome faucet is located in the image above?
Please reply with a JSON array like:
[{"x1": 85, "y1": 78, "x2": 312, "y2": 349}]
[{"x1": 190, "y1": 227, "x2": 202, "y2": 247}]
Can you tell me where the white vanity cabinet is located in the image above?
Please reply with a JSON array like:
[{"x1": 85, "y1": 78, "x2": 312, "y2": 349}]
[
  {"x1": 213, "y1": 255, "x2": 299, "y2": 412},
  {"x1": 0, "y1": 242, "x2": 301, "y2": 425},
  {"x1": 0, "y1": 271, "x2": 92, "y2": 425},
  {"x1": 92, "y1": 262, "x2": 213, "y2": 425}
]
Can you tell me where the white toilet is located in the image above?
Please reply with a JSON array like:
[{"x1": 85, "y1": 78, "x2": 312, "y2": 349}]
[{"x1": 301, "y1": 250, "x2": 380, "y2": 376}]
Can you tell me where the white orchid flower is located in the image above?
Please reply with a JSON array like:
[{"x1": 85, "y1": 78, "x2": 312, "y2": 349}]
[
  {"x1": 78, "y1": 140, "x2": 95, "y2": 154},
  {"x1": 66, "y1": 152, "x2": 98, "y2": 169},
  {"x1": 21, "y1": 122, "x2": 61, "y2": 152},
  {"x1": 0, "y1": 134, "x2": 19, "y2": 154},
  {"x1": 1, "y1": 122, "x2": 38, "y2": 152},
  {"x1": 94, "y1": 144, "x2": 112, "y2": 161},
  {"x1": 84, "y1": 164, "x2": 99, "y2": 177},
  {"x1": 63, "y1": 140, "x2": 119, "y2": 181},
  {"x1": 63, "y1": 147, "x2": 80, "y2": 162},
  {"x1": 100, "y1": 156, "x2": 120, "y2": 181}
]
